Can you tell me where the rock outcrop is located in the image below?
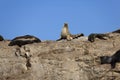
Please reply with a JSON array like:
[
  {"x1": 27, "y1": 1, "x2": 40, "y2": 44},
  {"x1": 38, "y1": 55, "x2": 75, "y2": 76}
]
[{"x1": 0, "y1": 33, "x2": 120, "y2": 80}]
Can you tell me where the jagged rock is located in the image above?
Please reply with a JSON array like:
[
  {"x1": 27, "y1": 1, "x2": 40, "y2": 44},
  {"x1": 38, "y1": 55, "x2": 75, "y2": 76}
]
[{"x1": 0, "y1": 33, "x2": 120, "y2": 80}]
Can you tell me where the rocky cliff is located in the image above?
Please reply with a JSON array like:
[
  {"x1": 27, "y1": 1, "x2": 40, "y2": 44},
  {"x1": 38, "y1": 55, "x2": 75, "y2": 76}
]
[{"x1": 0, "y1": 33, "x2": 120, "y2": 80}]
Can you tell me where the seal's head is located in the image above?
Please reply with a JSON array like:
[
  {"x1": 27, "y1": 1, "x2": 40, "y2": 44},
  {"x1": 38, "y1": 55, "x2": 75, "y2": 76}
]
[{"x1": 64, "y1": 23, "x2": 68, "y2": 28}]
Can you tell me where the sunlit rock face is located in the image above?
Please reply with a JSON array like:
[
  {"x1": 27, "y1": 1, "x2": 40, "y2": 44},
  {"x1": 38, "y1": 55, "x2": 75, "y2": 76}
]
[{"x1": 0, "y1": 32, "x2": 120, "y2": 80}]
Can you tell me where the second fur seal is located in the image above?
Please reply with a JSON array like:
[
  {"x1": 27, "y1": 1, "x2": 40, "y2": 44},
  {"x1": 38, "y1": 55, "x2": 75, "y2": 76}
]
[
  {"x1": 88, "y1": 33, "x2": 109, "y2": 42},
  {"x1": 112, "y1": 29, "x2": 120, "y2": 33},
  {"x1": 0, "y1": 35, "x2": 4, "y2": 41},
  {"x1": 8, "y1": 35, "x2": 41, "y2": 47},
  {"x1": 57, "y1": 23, "x2": 84, "y2": 41},
  {"x1": 100, "y1": 50, "x2": 120, "y2": 69}
]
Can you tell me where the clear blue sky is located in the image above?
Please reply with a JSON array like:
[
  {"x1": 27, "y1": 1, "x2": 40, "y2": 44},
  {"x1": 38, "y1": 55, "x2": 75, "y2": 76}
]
[{"x1": 0, "y1": 0, "x2": 120, "y2": 40}]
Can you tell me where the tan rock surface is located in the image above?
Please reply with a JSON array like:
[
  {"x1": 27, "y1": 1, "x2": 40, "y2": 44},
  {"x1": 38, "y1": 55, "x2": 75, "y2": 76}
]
[{"x1": 0, "y1": 33, "x2": 120, "y2": 80}]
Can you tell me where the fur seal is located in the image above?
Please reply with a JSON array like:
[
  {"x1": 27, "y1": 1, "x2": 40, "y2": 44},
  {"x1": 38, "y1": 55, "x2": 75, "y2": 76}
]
[
  {"x1": 100, "y1": 50, "x2": 120, "y2": 69},
  {"x1": 57, "y1": 23, "x2": 84, "y2": 41},
  {"x1": 88, "y1": 33, "x2": 109, "y2": 42},
  {"x1": 0, "y1": 35, "x2": 4, "y2": 41},
  {"x1": 8, "y1": 35, "x2": 41, "y2": 47},
  {"x1": 112, "y1": 29, "x2": 120, "y2": 33}
]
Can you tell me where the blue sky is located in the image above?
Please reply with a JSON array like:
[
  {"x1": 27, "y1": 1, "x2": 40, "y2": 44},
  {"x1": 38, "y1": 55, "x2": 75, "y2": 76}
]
[{"x1": 0, "y1": 0, "x2": 120, "y2": 40}]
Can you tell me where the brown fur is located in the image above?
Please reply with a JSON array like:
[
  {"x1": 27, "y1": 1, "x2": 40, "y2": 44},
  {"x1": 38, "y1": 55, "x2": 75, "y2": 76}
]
[{"x1": 57, "y1": 23, "x2": 84, "y2": 41}]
